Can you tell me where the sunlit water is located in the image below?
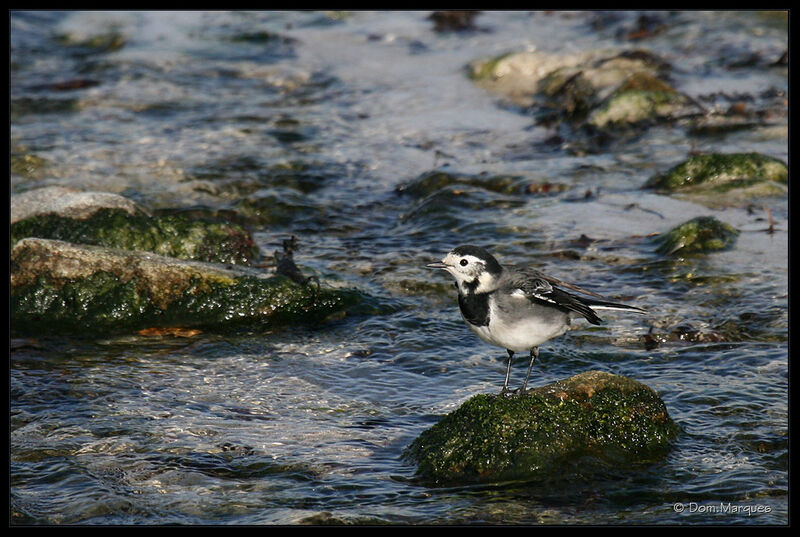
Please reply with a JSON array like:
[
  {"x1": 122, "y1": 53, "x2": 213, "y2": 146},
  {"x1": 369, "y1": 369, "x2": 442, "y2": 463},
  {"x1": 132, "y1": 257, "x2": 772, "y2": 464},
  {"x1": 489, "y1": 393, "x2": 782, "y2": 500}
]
[{"x1": 10, "y1": 11, "x2": 787, "y2": 524}]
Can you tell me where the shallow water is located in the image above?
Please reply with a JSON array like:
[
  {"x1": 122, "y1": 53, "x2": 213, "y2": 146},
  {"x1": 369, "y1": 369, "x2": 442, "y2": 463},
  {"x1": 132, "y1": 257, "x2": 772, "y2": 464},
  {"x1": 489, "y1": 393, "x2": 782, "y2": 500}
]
[{"x1": 10, "y1": 11, "x2": 788, "y2": 524}]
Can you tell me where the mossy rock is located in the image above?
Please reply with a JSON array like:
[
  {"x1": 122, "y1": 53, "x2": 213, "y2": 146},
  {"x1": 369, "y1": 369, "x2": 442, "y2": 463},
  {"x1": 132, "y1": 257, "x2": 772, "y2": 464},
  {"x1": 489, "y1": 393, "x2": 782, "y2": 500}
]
[
  {"x1": 405, "y1": 371, "x2": 678, "y2": 485},
  {"x1": 10, "y1": 238, "x2": 366, "y2": 335},
  {"x1": 468, "y1": 49, "x2": 678, "y2": 121},
  {"x1": 11, "y1": 208, "x2": 258, "y2": 266},
  {"x1": 655, "y1": 216, "x2": 739, "y2": 255},
  {"x1": 396, "y1": 170, "x2": 528, "y2": 198},
  {"x1": 468, "y1": 50, "x2": 593, "y2": 106},
  {"x1": 588, "y1": 88, "x2": 692, "y2": 128},
  {"x1": 11, "y1": 187, "x2": 139, "y2": 224},
  {"x1": 644, "y1": 153, "x2": 788, "y2": 192}
]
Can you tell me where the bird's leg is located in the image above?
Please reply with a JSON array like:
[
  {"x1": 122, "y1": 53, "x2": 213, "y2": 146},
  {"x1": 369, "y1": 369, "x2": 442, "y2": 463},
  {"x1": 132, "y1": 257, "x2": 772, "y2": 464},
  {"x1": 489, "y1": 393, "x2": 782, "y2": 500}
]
[
  {"x1": 518, "y1": 347, "x2": 539, "y2": 395},
  {"x1": 500, "y1": 349, "x2": 514, "y2": 397}
]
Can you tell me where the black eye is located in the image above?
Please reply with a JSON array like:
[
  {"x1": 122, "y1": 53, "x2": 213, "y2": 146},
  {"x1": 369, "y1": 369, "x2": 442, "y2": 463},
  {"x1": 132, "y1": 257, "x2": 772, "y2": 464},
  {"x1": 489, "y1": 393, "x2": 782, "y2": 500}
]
[{"x1": 460, "y1": 259, "x2": 468, "y2": 266}]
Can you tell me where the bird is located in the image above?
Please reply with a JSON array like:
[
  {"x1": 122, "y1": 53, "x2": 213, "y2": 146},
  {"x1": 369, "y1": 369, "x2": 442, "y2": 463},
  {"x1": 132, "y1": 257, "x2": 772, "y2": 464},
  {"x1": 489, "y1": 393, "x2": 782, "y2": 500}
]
[{"x1": 427, "y1": 245, "x2": 646, "y2": 396}]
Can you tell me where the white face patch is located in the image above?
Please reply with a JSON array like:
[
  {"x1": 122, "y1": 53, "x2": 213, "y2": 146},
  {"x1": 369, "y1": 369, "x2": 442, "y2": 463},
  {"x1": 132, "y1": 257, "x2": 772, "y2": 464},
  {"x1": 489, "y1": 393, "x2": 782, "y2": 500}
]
[{"x1": 441, "y1": 253, "x2": 499, "y2": 293}]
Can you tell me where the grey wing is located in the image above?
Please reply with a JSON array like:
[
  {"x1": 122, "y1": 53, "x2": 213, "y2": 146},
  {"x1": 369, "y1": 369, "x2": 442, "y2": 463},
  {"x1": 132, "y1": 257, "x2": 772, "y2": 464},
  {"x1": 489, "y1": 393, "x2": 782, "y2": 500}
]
[
  {"x1": 503, "y1": 267, "x2": 604, "y2": 325},
  {"x1": 512, "y1": 265, "x2": 607, "y2": 299}
]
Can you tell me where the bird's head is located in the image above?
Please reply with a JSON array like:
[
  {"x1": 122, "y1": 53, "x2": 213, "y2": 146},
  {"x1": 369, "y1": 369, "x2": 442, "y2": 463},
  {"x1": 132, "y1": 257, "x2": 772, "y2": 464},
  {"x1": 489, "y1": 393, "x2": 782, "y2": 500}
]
[{"x1": 427, "y1": 245, "x2": 503, "y2": 294}]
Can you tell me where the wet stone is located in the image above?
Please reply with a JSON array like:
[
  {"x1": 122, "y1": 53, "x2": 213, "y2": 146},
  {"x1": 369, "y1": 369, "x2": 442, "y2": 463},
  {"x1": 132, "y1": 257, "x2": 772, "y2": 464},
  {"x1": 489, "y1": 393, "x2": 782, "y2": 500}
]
[
  {"x1": 644, "y1": 152, "x2": 788, "y2": 193},
  {"x1": 10, "y1": 238, "x2": 366, "y2": 335},
  {"x1": 655, "y1": 216, "x2": 740, "y2": 256},
  {"x1": 396, "y1": 170, "x2": 540, "y2": 197},
  {"x1": 11, "y1": 187, "x2": 258, "y2": 266},
  {"x1": 405, "y1": 370, "x2": 678, "y2": 485},
  {"x1": 11, "y1": 186, "x2": 139, "y2": 224},
  {"x1": 468, "y1": 48, "x2": 690, "y2": 127},
  {"x1": 587, "y1": 72, "x2": 696, "y2": 128}
]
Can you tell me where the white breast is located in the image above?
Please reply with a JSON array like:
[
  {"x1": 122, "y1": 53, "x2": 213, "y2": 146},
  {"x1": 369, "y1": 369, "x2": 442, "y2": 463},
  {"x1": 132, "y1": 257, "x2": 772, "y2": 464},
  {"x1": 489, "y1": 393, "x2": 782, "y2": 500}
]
[{"x1": 464, "y1": 295, "x2": 570, "y2": 352}]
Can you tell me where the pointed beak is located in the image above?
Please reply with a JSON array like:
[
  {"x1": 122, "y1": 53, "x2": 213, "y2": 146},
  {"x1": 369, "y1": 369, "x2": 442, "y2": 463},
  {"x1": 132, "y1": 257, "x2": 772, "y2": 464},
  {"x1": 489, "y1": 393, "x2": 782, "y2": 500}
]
[{"x1": 426, "y1": 261, "x2": 450, "y2": 269}]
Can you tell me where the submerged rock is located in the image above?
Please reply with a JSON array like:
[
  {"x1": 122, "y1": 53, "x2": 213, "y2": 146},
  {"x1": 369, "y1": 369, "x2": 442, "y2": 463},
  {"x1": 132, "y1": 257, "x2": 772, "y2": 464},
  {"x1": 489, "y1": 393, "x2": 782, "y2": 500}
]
[
  {"x1": 468, "y1": 49, "x2": 596, "y2": 107},
  {"x1": 468, "y1": 48, "x2": 697, "y2": 129},
  {"x1": 655, "y1": 216, "x2": 740, "y2": 255},
  {"x1": 10, "y1": 238, "x2": 365, "y2": 334},
  {"x1": 396, "y1": 170, "x2": 531, "y2": 197},
  {"x1": 11, "y1": 187, "x2": 258, "y2": 266},
  {"x1": 405, "y1": 371, "x2": 678, "y2": 484},
  {"x1": 644, "y1": 152, "x2": 788, "y2": 193},
  {"x1": 644, "y1": 153, "x2": 788, "y2": 208},
  {"x1": 587, "y1": 72, "x2": 695, "y2": 128}
]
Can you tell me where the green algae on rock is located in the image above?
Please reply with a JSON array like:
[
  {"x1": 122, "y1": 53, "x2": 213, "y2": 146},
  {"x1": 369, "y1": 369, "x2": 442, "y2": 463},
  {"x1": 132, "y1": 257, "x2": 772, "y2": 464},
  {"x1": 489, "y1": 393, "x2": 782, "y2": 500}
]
[
  {"x1": 405, "y1": 371, "x2": 678, "y2": 485},
  {"x1": 11, "y1": 186, "x2": 258, "y2": 266},
  {"x1": 396, "y1": 170, "x2": 532, "y2": 198},
  {"x1": 587, "y1": 78, "x2": 695, "y2": 128},
  {"x1": 467, "y1": 49, "x2": 690, "y2": 126},
  {"x1": 12, "y1": 208, "x2": 259, "y2": 266},
  {"x1": 644, "y1": 153, "x2": 788, "y2": 193},
  {"x1": 468, "y1": 50, "x2": 595, "y2": 107},
  {"x1": 655, "y1": 216, "x2": 740, "y2": 256},
  {"x1": 10, "y1": 238, "x2": 365, "y2": 334}
]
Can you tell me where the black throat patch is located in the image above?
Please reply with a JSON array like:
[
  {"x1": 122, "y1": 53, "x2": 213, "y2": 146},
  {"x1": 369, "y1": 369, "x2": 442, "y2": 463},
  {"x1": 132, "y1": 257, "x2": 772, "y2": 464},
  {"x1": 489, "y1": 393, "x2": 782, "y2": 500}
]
[{"x1": 458, "y1": 288, "x2": 490, "y2": 327}]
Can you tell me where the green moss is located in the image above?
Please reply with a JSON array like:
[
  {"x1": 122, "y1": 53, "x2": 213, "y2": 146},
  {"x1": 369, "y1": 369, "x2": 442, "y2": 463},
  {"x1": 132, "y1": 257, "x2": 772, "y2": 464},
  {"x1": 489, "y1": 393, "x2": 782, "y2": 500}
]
[
  {"x1": 468, "y1": 52, "x2": 514, "y2": 81},
  {"x1": 644, "y1": 153, "x2": 788, "y2": 192},
  {"x1": 589, "y1": 90, "x2": 687, "y2": 127},
  {"x1": 10, "y1": 208, "x2": 258, "y2": 265},
  {"x1": 10, "y1": 237, "x2": 378, "y2": 335},
  {"x1": 405, "y1": 371, "x2": 678, "y2": 484},
  {"x1": 11, "y1": 271, "x2": 365, "y2": 335},
  {"x1": 396, "y1": 171, "x2": 526, "y2": 198},
  {"x1": 11, "y1": 271, "x2": 154, "y2": 332},
  {"x1": 655, "y1": 216, "x2": 740, "y2": 255}
]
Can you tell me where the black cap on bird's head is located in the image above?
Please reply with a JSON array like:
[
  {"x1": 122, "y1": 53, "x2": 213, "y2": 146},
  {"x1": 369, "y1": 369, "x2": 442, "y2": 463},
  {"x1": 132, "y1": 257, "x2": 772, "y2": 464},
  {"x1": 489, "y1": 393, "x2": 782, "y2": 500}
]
[
  {"x1": 449, "y1": 245, "x2": 503, "y2": 276},
  {"x1": 426, "y1": 245, "x2": 504, "y2": 294}
]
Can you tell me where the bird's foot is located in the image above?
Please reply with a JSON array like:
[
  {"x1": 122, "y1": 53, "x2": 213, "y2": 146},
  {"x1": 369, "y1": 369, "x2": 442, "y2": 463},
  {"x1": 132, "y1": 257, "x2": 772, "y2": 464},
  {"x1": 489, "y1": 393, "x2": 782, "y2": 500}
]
[
  {"x1": 510, "y1": 386, "x2": 531, "y2": 397},
  {"x1": 499, "y1": 387, "x2": 515, "y2": 398},
  {"x1": 499, "y1": 387, "x2": 530, "y2": 397}
]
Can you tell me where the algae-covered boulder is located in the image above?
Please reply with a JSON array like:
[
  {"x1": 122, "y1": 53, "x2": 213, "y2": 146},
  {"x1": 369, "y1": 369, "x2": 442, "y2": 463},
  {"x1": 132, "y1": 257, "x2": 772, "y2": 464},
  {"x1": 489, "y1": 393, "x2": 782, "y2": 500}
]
[
  {"x1": 587, "y1": 72, "x2": 695, "y2": 128},
  {"x1": 11, "y1": 187, "x2": 258, "y2": 266},
  {"x1": 405, "y1": 371, "x2": 678, "y2": 484},
  {"x1": 10, "y1": 238, "x2": 365, "y2": 334},
  {"x1": 644, "y1": 153, "x2": 788, "y2": 193},
  {"x1": 469, "y1": 50, "x2": 594, "y2": 106},
  {"x1": 468, "y1": 48, "x2": 699, "y2": 129},
  {"x1": 655, "y1": 216, "x2": 739, "y2": 255},
  {"x1": 396, "y1": 170, "x2": 536, "y2": 198}
]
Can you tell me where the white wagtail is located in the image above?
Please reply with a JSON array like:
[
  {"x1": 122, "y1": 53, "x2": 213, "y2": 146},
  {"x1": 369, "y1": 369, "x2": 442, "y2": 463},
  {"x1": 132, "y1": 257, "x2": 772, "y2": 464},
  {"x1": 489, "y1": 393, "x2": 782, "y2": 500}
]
[{"x1": 427, "y1": 245, "x2": 645, "y2": 396}]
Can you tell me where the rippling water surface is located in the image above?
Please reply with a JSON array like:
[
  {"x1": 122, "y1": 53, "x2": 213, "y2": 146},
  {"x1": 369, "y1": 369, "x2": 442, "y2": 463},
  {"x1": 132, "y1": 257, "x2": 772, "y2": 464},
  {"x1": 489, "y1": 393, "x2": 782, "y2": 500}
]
[{"x1": 10, "y1": 11, "x2": 787, "y2": 525}]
